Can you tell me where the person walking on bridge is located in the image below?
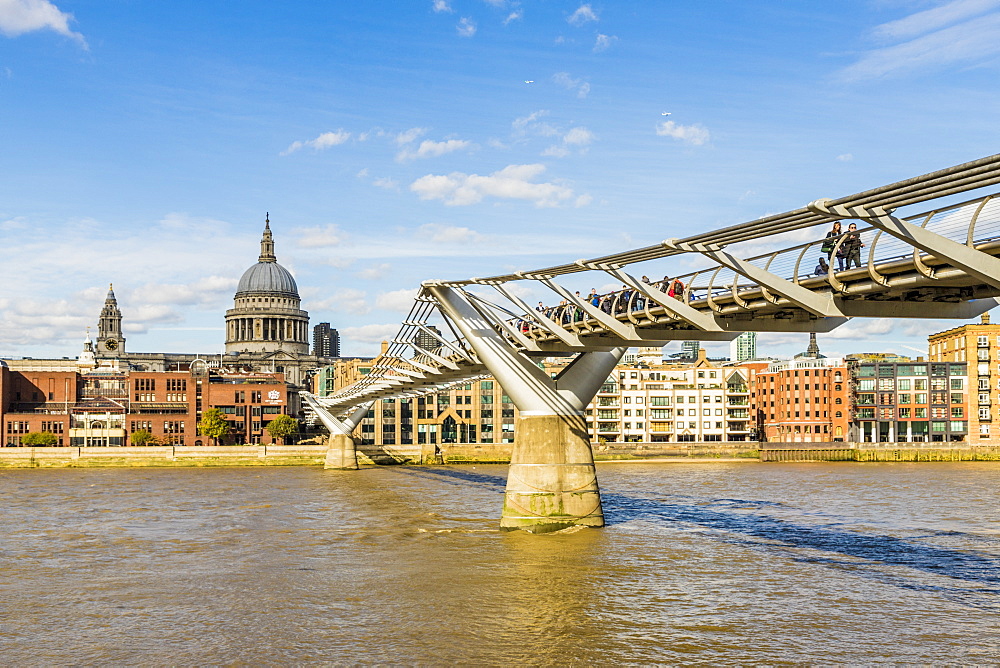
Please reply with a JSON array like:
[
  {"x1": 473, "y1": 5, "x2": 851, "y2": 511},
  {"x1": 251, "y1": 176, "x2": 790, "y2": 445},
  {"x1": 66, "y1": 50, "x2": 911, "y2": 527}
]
[
  {"x1": 839, "y1": 222, "x2": 864, "y2": 270},
  {"x1": 820, "y1": 221, "x2": 842, "y2": 261}
]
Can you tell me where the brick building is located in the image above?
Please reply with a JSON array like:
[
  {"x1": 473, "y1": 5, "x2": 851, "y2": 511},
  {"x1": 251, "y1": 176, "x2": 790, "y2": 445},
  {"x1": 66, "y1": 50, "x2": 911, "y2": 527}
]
[
  {"x1": 1, "y1": 354, "x2": 290, "y2": 446},
  {"x1": 751, "y1": 357, "x2": 850, "y2": 442},
  {"x1": 928, "y1": 314, "x2": 1000, "y2": 444},
  {"x1": 848, "y1": 358, "x2": 967, "y2": 442}
]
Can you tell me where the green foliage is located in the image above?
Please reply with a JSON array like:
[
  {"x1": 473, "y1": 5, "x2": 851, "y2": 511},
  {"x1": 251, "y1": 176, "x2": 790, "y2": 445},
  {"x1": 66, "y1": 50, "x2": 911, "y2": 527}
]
[
  {"x1": 22, "y1": 431, "x2": 58, "y2": 446},
  {"x1": 265, "y1": 414, "x2": 298, "y2": 443},
  {"x1": 130, "y1": 429, "x2": 157, "y2": 446},
  {"x1": 198, "y1": 408, "x2": 231, "y2": 445}
]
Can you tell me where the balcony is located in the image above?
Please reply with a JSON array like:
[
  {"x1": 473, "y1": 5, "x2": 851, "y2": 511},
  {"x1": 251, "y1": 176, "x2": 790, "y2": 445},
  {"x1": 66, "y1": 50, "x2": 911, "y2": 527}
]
[
  {"x1": 727, "y1": 384, "x2": 749, "y2": 394},
  {"x1": 727, "y1": 399, "x2": 749, "y2": 406},
  {"x1": 727, "y1": 409, "x2": 750, "y2": 419},
  {"x1": 597, "y1": 423, "x2": 620, "y2": 433}
]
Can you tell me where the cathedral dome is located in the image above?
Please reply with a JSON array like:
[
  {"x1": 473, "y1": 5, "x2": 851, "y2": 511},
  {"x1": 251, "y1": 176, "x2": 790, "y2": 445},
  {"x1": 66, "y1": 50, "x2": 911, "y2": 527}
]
[
  {"x1": 236, "y1": 261, "x2": 298, "y2": 296},
  {"x1": 234, "y1": 218, "x2": 299, "y2": 297}
]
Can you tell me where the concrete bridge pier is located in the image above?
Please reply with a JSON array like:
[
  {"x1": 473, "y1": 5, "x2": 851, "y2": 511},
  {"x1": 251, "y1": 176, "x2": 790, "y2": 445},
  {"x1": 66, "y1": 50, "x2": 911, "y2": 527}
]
[
  {"x1": 301, "y1": 394, "x2": 371, "y2": 470},
  {"x1": 427, "y1": 284, "x2": 625, "y2": 533}
]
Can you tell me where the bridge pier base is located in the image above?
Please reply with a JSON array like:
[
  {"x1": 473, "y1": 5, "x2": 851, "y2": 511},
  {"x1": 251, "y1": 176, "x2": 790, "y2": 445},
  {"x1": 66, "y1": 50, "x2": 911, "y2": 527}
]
[
  {"x1": 301, "y1": 393, "x2": 371, "y2": 472},
  {"x1": 324, "y1": 433, "x2": 359, "y2": 470},
  {"x1": 501, "y1": 413, "x2": 603, "y2": 532}
]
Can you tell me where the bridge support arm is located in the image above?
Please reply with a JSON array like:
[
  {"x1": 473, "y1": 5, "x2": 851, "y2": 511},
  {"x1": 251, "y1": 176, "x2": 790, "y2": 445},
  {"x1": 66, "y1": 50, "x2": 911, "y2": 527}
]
[
  {"x1": 425, "y1": 283, "x2": 625, "y2": 532},
  {"x1": 808, "y1": 199, "x2": 1000, "y2": 291},
  {"x1": 661, "y1": 239, "x2": 845, "y2": 318}
]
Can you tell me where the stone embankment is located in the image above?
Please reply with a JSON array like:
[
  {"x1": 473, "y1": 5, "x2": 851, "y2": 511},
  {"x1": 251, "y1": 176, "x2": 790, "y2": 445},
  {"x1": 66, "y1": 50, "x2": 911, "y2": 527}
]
[
  {"x1": 760, "y1": 442, "x2": 1000, "y2": 462},
  {"x1": 0, "y1": 445, "x2": 328, "y2": 468},
  {"x1": 1, "y1": 442, "x2": 997, "y2": 468}
]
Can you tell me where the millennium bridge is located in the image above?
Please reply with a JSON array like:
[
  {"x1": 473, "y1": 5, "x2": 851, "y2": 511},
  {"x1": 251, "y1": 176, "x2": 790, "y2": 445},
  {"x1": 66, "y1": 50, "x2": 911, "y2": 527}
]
[{"x1": 304, "y1": 153, "x2": 1000, "y2": 532}]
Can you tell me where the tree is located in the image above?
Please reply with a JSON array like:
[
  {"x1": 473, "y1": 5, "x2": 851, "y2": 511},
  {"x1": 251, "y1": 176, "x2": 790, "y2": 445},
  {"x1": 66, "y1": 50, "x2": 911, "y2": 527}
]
[
  {"x1": 198, "y1": 408, "x2": 231, "y2": 446},
  {"x1": 265, "y1": 414, "x2": 299, "y2": 444},
  {"x1": 22, "y1": 431, "x2": 58, "y2": 446},
  {"x1": 130, "y1": 429, "x2": 157, "y2": 446}
]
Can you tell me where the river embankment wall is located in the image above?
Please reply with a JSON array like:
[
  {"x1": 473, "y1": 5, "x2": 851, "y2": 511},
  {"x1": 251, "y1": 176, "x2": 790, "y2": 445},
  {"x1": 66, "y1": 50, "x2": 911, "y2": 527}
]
[
  {"x1": 0, "y1": 445, "x2": 329, "y2": 468},
  {"x1": 2, "y1": 442, "x2": 998, "y2": 468}
]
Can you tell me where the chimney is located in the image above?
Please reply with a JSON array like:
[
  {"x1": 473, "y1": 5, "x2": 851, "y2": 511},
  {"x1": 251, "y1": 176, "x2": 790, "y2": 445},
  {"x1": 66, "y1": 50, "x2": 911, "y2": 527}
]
[{"x1": 983, "y1": 313, "x2": 992, "y2": 325}]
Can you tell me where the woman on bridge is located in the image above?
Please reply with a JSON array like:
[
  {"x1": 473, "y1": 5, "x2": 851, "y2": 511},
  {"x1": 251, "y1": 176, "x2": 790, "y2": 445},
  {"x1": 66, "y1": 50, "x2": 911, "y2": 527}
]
[{"x1": 820, "y1": 221, "x2": 842, "y2": 261}]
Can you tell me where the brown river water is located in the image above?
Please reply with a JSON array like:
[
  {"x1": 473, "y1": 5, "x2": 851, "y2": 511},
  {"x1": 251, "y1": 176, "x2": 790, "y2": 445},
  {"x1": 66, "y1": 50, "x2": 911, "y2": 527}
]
[{"x1": 2, "y1": 462, "x2": 1000, "y2": 665}]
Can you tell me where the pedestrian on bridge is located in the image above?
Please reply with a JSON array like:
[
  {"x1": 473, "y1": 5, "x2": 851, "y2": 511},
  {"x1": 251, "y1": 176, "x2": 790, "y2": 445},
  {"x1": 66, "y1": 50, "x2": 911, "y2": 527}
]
[
  {"x1": 839, "y1": 222, "x2": 864, "y2": 270},
  {"x1": 821, "y1": 221, "x2": 842, "y2": 261},
  {"x1": 814, "y1": 256, "x2": 829, "y2": 275}
]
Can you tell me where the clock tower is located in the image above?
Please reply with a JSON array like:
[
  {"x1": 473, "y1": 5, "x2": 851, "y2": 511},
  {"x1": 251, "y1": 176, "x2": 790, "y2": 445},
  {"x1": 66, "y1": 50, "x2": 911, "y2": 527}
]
[{"x1": 96, "y1": 284, "x2": 125, "y2": 356}]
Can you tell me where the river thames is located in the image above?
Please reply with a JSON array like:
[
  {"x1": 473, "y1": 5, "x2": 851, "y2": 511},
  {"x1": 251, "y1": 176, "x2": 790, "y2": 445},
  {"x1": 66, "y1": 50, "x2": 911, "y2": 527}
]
[{"x1": 3, "y1": 462, "x2": 999, "y2": 665}]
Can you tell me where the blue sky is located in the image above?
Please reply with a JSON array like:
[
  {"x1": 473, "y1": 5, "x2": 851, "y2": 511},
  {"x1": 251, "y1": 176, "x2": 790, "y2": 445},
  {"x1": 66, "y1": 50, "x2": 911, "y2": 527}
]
[{"x1": 2, "y1": 0, "x2": 999, "y2": 360}]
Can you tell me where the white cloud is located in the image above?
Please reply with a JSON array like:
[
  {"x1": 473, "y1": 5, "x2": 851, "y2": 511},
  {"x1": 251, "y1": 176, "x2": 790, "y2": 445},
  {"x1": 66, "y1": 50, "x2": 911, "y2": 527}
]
[
  {"x1": 373, "y1": 177, "x2": 400, "y2": 190},
  {"x1": 552, "y1": 71, "x2": 591, "y2": 98},
  {"x1": 593, "y1": 33, "x2": 617, "y2": 52},
  {"x1": 839, "y1": 6, "x2": 1000, "y2": 80},
  {"x1": 396, "y1": 138, "x2": 473, "y2": 162},
  {"x1": 563, "y1": 126, "x2": 593, "y2": 146},
  {"x1": 357, "y1": 263, "x2": 391, "y2": 280},
  {"x1": 0, "y1": 0, "x2": 86, "y2": 47},
  {"x1": 356, "y1": 168, "x2": 369, "y2": 178},
  {"x1": 513, "y1": 109, "x2": 550, "y2": 132},
  {"x1": 375, "y1": 288, "x2": 419, "y2": 312},
  {"x1": 432, "y1": 0, "x2": 452, "y2": 13},
  {"x1": 294, "y1": 224, "x2": 348, "y2": 248},
  {"x1": 541, "y1": 145, "x2": 570, "y2": 158},
  {"x1": 568, "y1": 4, "x2": 598, "y2": 26},
  {"x1": 871, "y1": 0, "x2": 999, "y2": 42},
  {"x1": 311, "y1": 288, "x2": 369, "y2": 315},
  {"x1": 340, "y1": 323, "x2": 400, "y2": 344},
  {"x1": 457, "y1": 17, "x2": 476, "y2": 37},
  {"x1": 655, "y1": 120, "x2": 710, "y2": 145},
  {"x1": 825, "y1": 318, "x2": 895, "y2": 340},
  {"x1": 396, "y1": 127, "x2": 428, "y2": 145},
  {"x1": 837, "y1": 153, "x2": 854, "y2": 162},
  {"x1": 504, "y1": 10, "x2": 523, "y2": 25},
  {"x1": 416, "y1": 223, "x2": 485, "y2": 243},
  {"x1": 281, "y1": 130, "x2": 351, "y2": 156},
  {"x1": 129, "y1": 276, "x2": 237, "y2": 307},
  {"x1": 410, "y1": 163, "x2": 576, "y2": 207}
]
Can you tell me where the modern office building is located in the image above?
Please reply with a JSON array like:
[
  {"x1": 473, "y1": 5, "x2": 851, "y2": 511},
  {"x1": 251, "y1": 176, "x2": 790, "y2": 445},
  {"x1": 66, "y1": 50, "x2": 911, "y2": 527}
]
[
  {"x1": 729, "y1": 332, "x2": 757, "y2": 362},
  {"x1": 312, "y1": 323, "x2": 341, "y2": 358}
]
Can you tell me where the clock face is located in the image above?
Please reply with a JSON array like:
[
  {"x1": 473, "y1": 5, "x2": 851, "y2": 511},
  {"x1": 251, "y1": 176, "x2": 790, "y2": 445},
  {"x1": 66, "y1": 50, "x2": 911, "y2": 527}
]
[{"x1": 105, "y1": 338, "x2": 118, "y2": 351}]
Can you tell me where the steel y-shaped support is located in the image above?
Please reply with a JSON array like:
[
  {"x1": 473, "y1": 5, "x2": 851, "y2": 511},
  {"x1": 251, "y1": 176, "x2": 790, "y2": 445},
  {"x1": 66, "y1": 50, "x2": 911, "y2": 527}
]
[
  {"x1": 302, "y1": 392, "x2": 372, "y2": 470},
  {"x1": 425, "y1": 282, "x2": 625, "y2": 533}
]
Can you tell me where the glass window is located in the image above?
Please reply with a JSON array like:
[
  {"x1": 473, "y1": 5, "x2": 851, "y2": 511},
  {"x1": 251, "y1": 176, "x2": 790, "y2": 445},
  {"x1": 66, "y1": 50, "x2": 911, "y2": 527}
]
[
  {"x1": 898, "y1": 393, "x2": 911, "y2": 404},
  {"x1": 897, "y1": 379, "x2": 911, "y2": 391}
]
